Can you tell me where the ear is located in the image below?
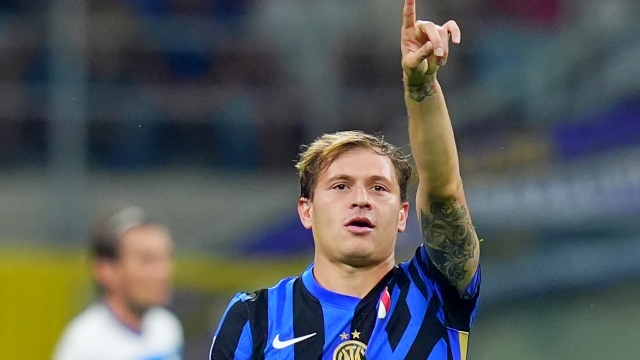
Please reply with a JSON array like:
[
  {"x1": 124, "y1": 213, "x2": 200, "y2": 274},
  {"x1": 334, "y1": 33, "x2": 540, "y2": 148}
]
[
  {"x1": 397, "y1": 201, "x2": 410, "y2": 233},
  {"x1": 297, "y1": 198, "x2": 313, "y2": 230}
]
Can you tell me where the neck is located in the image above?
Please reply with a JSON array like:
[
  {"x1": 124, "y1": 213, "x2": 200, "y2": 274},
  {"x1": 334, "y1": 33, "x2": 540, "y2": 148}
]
[
  {"x1": 104, "y1": 295, "x2": 145, "y2": 333},
  {"x1": 312, "y1": 254, "x2": 395, "y2": 298}
]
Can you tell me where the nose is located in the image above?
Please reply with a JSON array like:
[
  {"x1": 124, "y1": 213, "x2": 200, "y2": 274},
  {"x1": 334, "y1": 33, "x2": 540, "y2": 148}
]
[
  {"x1": 351, "y1": 186, "x2": 372, "y2": 209},
  {"x1": 152, "y1": 256, "x2": 173, "y2": 281}
]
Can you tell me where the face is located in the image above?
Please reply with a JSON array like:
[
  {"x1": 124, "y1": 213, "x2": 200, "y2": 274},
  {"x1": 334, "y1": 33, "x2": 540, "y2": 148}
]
[
  {"x1": 102, "y1": 225, "x2": 174, "y2": 311},
  {"x1": 298, "y1": 148, "x2": 409, "y2": 268}
]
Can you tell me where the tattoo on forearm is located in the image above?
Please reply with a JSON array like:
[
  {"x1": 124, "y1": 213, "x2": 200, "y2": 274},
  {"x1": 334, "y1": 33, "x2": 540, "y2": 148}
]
[
  {"x1": 420, "y1": 200, "x2": 477, "y2": 288},
  {"x1": 406, "y1": 81, "x2": 436, "y2": 102}
]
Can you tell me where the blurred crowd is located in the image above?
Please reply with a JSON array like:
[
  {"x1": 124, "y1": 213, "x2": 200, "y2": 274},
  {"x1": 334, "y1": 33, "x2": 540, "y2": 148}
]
[
  {"x1": 0, "y1": 2, "x2": 639, "y2": 359},
  {"x1": 0, "y1": 0, "x2": 638, "y2": 175}
]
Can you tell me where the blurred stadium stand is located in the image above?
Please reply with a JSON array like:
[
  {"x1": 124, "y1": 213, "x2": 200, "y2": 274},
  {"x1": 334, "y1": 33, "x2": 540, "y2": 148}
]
[{"x1": 0, "y1": 0, "x2": 639, "y2": 359}]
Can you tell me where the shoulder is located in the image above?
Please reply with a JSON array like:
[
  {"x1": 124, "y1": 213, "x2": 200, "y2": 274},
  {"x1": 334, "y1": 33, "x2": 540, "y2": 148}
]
[
  {"x1": 396, "y1": 246, "x2": 481, "y2": 331},
  {"x1": 146, "y1": 307, "x2": 181, "y2": 328},
  {"x1": 61, "y1": 303, "x2": 111, "y2": 339},
  {"x1": 235, "y1": 275, "x2": 298, "y2": 306},
  {"x1": 394, "y1": 245, "x2": 446, "y2": 297},
  {"x1": 396, "y1": 245, "x2": 429, "y2": 277},
  {"x1": 146, "y1": 307, "x2": 183, "y2": 335},
  {"x1": 399, "y1": 245, "x2": 481, "y2": 296},
  {"x1": 144, "y1": 307, "x2": 184, "y2": 347},
  {"x1": 53, "y1": 304, "x2": 110, "y2": 358},
  {"x1": 222, "y1": 275, "x2": 299, "y2": 323}
]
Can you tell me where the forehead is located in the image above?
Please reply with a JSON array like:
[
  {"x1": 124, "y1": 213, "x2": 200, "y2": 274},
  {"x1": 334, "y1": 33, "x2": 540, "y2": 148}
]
[
  {"x1": 320, "y1": 148, "x2": 397, "y2": 182},
  {"x1": 119, "y1": 225, "x2": 172, "y2": 255}
]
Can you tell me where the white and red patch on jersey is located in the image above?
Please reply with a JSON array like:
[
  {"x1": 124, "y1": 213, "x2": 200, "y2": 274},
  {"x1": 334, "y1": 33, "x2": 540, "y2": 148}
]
[{"x1": 377, "y1": 287, "x2": 391, "y2": 319}]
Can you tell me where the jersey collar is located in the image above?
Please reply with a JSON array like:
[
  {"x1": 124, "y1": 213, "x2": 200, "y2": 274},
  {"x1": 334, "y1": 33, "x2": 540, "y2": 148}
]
[{"x1": 301, "y1": 266, "x2": 362, "y2": 310}]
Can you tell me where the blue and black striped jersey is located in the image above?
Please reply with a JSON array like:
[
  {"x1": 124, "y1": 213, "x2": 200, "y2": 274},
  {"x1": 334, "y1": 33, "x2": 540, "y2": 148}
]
[{"x1": 210, "y1": 245, "x2": 480, "y2": 359}]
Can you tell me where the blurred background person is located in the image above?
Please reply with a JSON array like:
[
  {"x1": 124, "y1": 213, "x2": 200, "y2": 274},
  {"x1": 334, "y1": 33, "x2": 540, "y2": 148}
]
[{"x1": 52, "y1": 206, "x2": 183, "y2": 360}]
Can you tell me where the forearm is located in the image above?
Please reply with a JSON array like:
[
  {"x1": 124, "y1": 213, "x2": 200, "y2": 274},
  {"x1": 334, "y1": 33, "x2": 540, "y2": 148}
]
[
  {"x1": 406, "y1": 75, "x2": 479, "y2": 292},
  {"x1": 406, "y1": 75, "x2": 462, "y2": 198},
  {"x1": 399, "y1": 5, "x2": 479, "y2": 293}
]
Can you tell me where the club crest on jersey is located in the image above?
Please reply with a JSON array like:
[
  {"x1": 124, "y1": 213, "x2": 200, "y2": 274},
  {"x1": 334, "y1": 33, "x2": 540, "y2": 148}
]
[
  {"x1": 333, "y1": 330, "x2": 366, "y2": 360},
  {"x1": 333, "y1": 340, "x2": 367, "y2": 360}
]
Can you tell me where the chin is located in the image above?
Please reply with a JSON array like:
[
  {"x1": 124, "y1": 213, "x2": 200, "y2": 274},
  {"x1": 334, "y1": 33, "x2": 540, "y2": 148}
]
[
  {"x1": 147, "y1": 291, "x2": 172, "y2": 308},
  {"x1": 338, "y1": 249, "x2": 379, "y2": 268},
  {"x1": 156, "y1": 293, "x2": 172, "y2": 306},
  {"x1": 339, "y1": 243, "x2": 395, "y2": 268},
  {"x1": 342, "y1": 256, "x2": 385, "y2": 268}
]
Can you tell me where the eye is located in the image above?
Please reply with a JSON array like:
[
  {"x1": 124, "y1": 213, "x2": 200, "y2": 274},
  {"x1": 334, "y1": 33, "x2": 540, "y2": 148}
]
[
  {"x1": 139, "y1": 253, "x2": 155, "y2": 265},
  {"x1": 334, "y1": 184, "x2": 347, "y2": 190},
  {"x1": 373, "y1": 185, "x2": 387, "y2": 192}
]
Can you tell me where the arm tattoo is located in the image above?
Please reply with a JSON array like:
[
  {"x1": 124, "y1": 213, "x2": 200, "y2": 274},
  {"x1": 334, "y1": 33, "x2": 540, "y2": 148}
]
[
  {"x1": 406, "y1": 81, "x2": 436, "y2": 102},
  {"x1": 420, "y1": 200, "x2": 477, "y2": 289}
]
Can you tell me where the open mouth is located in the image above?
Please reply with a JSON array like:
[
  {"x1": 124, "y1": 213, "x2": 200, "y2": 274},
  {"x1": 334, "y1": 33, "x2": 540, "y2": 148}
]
[{"x1": 345, "y1": 217, "x2": 375, "y2": 229}]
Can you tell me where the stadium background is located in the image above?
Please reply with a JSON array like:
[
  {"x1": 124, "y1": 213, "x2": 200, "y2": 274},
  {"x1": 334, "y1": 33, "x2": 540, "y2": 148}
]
[{"x1": 0, "y1": 0, "x2": 639, "y2": 359}]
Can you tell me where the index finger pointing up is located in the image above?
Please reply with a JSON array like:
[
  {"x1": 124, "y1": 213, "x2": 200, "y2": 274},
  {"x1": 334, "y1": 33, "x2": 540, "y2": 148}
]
[{"x1": 403, "y1": 0, "x2": 416, "y2": 29}]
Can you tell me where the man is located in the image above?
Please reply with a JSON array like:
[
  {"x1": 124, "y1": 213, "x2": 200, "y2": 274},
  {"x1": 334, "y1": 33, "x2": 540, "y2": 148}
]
[
  {"x1": 53, "y1": 206, "x2": 183, "y2": 360},
  {"x1": 210, "y1": 0, "x2": 480, "y2": 358}
]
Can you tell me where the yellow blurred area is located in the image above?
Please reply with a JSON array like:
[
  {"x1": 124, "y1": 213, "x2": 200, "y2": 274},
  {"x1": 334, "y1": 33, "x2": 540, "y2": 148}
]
[
  {"x1": 0, "y1": 247, "x2": 88, "y2": 360},
  {"x1": 0, "y1": 246, "x2": 309, "y2": 360}
]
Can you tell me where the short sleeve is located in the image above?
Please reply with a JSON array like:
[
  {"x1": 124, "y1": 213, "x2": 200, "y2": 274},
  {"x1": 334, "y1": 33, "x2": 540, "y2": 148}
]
[
  {"x1": 409, "y1": 245, "x2": 480, "y2": 331},
  {"x1": 210, "y1": 294, "x2": 254, "y2": 360}
]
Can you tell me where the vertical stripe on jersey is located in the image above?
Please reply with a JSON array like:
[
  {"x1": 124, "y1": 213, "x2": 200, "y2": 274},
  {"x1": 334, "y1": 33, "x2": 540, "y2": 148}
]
[
  {"x1": 404, "y1": 287, "x2": 448, "y2": 359},
  {"x1": 350, "y1": 268, "x2": 396, "y2": 345},
  {"x1": 293, "y1": 278, "x2": 325, "y2": 359},
  {"x1": 426, "y1": 339, "x2": 449, "y2": 360},
  {"x1": 246, "y1": 290, "x2": 269, "y2": 360},
  {"x1": 267, "y1": 277, "x2": 297, "y2": 359},
  {"x1": 416, "y1": 246, "x2": 480, "y2": 332},
  {"x1": 211, "y1": 299, "x2": 249, "y2": 359},
  {"x1": 385, "y1": 269, "x2": 412, "y2": 351},
  {"x1": 234, "y1": 322, "x2": 255, "y2": 359},
  {"x1": 408, "y1": 259, "x2": 432, "y2": 300}
]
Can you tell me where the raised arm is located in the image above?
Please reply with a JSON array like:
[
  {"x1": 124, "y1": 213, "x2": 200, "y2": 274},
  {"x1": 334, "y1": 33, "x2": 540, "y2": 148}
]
[{"x1": 401, "y1": 0, "x2": 479, "y2": 295}]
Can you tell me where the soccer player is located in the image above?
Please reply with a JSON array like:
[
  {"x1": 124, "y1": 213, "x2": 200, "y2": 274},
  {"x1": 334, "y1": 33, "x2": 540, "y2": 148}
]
[
  {"x1": 209, "y1": 0, "x2": 480, "y2": 358},
  {"x1": 53, "y1": 206, "x2": 183, "y2": 360}
]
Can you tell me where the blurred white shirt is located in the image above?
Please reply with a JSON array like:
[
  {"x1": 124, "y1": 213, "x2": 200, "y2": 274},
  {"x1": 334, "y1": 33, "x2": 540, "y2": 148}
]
[{"x1": 52, "y1": 303, "x2": 183, "y2": 360}]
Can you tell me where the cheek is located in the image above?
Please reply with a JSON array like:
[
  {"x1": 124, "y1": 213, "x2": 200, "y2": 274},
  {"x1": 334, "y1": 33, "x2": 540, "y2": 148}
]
[
  {"x1": 380, "y1": 207, "x2": 404, "y2": 233},
  {"x1": 312, "y1": 205, "x2": 334, "y2": 228},
  {"x1": 381, "y1": 204, "x2": 401, "y2": 223}
]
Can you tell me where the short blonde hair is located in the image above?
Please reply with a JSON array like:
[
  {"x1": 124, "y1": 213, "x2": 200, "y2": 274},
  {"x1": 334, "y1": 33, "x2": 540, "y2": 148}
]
[{"x1": 295, "y1": 130, "x2": 413, "y2": 202}]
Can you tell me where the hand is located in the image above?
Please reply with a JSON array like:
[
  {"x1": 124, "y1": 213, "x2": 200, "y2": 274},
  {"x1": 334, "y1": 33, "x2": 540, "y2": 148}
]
[{"x1": 401, "y1": 0, "x2": 461, "y2": 84}]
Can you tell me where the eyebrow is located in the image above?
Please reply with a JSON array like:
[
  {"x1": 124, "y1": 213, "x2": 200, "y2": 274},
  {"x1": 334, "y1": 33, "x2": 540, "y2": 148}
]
[
  {"x1": 326, "y1": 174, "x2": 353, "y2": 183},
  {"x1": 326, "y1": 174, "x2": 392, "y2": 184},
  {"x1": 368, "y1": 175, "x2": 393, "y2": 184}
]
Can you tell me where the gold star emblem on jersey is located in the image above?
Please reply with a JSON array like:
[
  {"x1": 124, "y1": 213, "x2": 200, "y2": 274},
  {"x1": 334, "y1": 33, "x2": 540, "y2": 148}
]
[{"x1": 333, "y1": 329, "x2": 366, "y2": 360}]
